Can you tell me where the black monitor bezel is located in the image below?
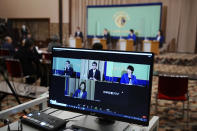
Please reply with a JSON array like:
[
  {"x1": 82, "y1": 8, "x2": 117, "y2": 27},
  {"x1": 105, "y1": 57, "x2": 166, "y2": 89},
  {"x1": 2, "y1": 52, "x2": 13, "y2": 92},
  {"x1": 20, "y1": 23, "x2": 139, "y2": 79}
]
[{"x1": 48, "y1": 47, "x2": 154, "y2": 126}]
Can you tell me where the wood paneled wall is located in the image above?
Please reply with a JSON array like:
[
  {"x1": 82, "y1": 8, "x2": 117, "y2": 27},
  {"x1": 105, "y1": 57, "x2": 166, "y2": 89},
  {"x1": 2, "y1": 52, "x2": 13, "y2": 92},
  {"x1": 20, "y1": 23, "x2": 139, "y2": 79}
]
[{"x1": 11, "y1": 19, "x2": 50, "y2": 41}]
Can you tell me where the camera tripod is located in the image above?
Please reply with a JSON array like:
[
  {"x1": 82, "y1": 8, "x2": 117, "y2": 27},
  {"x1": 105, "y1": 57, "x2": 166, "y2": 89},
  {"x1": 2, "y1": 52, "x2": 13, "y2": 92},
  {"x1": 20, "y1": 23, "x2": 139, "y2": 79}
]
[{"x1": 0, "y1": 58, "x2": 26, "y2": 114}]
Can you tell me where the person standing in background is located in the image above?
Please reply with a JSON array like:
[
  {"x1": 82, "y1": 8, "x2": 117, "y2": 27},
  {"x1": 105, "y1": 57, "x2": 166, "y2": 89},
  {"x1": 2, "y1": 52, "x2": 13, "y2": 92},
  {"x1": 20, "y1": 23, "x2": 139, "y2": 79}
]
[
  {"x1": 88, "y1": 61, "x2": 101, "y2": 81},
  {"x1": 103, "y1": 28, "x2": 111, "y2": 44},
  {"x1": 128, "y1": 29, "x2": 136, "y2": 42},
  {"x1": 156, "y1": 30, "x2": 164, "y2": 48},
  {"x1": 21, "y1": 25, "x2": 28, "y2": 39},
  {"x1": 103, "y1": 28, "x2": 111, "y2": 49},
  {"x1": 75, "y1": 26, "x2": 83, "y2": 42},
  {"x1": 64, "y1": 60, "x2": 74, "y2": 77}
]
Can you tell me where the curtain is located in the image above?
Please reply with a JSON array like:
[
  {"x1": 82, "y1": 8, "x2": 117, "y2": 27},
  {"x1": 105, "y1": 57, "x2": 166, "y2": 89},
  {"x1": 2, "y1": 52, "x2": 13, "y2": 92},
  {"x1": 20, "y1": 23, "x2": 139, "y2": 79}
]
[
  {"x1": 70, "y1": 0, "x2": 197, "y2": 53},
  {"x1": 177, "y1": 0, "x2": 197, "y2": 52}
]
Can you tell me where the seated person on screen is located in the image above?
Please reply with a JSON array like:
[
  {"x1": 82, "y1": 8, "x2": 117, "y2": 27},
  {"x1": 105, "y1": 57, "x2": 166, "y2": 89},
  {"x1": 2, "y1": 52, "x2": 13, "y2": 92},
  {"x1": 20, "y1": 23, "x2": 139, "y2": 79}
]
[
  {"x1": 103, "y1": 28, "x2": 111, "y2": 45},
  {"x1": 64, "y1": 60, "x2": 74, "y2": 77},
  {"x1": 120, "y1": 65, "x2": 137, "y2": 85},
  {"x1": 156, "y1": 30, "x2": 164, "y2": 48},
  {"x1": 127, "y1": 29, "x2": 136, "y2": 42},
  {"x1": 74, "y1": 26, "x2": 83, "y2": 41},
  {"x1": 88, "y1": 61, "x2": 100, "y2": 81},
  {"x1": 73, "y1": 82, "x2": 87, "y2": 99}
]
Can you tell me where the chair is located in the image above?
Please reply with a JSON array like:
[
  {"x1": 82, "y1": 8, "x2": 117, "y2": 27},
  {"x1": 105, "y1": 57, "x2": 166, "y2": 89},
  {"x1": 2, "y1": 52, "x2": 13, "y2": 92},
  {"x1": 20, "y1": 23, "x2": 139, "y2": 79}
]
[
  {"x1": 0, "y1": 49, "x2": 10, "y2": 57},
  {"x1": 5, "y1": 59, "x2": 37, "y2": 95},
  {"x1": 5, "y1": 59, "x2": 23, "y2": 78},
  {"x1": 42, "y1": 52, "x2": 52, "y2": 61},
  {"x1": 155, "y1": 75, "x2": 189, "y2": 120},
  {"x1": 155, "y1": 75, "x2": 189, "y2": 122}
]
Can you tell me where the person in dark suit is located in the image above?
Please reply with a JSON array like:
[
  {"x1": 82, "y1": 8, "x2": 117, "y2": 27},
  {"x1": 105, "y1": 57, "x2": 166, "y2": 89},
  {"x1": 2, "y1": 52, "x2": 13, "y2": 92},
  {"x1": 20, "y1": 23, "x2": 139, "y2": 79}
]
[
  {"x1": 88, "y1": 61, "x2": 100, "y2": 81},
  {"x1": 73, "y1": 82, "x2": 87, "y2": 99},
  {"x1": 156, "y1": 30, "x2": 164, "y2": 48},
  {"x1": 120, "y1": 65, "x2": 137, "y2": 85},
  {"x1": 103, "y1": 28, "x2": 111, "y2": 45},
  {"x1": 21, "y1": 25, "x2": 28, "y2": 39},
  {"x1": 74, "y1": 26, "x2": 83, "y2": 42},
  {"x1": 14, "y1": 39, "x2": 41, "y2": 84},
  {"x1": 64, "y1": 60, "x2": 74, "y2": 77}
]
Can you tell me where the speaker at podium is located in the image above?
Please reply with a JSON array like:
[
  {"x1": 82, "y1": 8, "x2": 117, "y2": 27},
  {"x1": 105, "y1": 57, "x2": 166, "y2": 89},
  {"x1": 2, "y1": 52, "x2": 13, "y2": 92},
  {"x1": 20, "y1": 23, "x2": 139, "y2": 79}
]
[
  {"x1": 92, "y1": 37, "x2": 107, "y2": 49},
  {"x1": 117, "y1": 38, "x2": 134, "y2": 51},
  {"x1": 69, "y1": 37, "x2": 82, "y2": 48},
  {"x1": 143, "y1": 40, "x2": 159, "y2": 55}
]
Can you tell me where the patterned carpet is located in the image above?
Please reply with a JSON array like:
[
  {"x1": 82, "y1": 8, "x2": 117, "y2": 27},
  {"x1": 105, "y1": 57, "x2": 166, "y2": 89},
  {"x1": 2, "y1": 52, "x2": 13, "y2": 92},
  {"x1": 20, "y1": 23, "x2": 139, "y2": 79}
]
[
  {"x1": 0, "y1": 95, "x2": 38, "y2": 127},
  {"x1": 150, "y1": 76, "x2": 197, "y2": 131},
  {"x1": 0, "y1": 52, "x2": 197, "y2": 131},
  {"x1": 152, "y1": 53, "x2": 197, "y2": 131},
  {"x1": 155, "y1": 53, "x2": 197, "y2": 66}
]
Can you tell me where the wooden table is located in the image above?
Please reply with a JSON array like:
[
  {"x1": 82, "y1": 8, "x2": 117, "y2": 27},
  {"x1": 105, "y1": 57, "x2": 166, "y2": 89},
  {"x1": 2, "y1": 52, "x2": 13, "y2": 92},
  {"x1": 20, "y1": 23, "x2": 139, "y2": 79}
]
[
  {"x1": 117, "y1": 39, "x2": 134, "y2": 51},
  {"x1": 143, "y1": 40, "x2": 159, "y2": 55}
]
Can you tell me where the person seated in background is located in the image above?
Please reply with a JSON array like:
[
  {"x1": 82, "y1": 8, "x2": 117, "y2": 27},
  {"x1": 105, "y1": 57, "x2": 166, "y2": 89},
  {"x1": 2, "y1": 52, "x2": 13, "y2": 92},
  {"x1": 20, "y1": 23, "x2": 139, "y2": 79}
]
[
  {"x1": 64, "y1": 60, "x2": 74, "y2": 77},
  {"x1": 26, "y1": 33, "x2": 34, "y2": 42},
  {"x1": 156, "y1": 30, "x2": 164, "y2": 48},
  {"x1": 88, "y1": 61, "x2": 100, "y2": 81},
  {"x1": 73, "y1": 82, "x2": 87, "y2": 99},
  {"x1": 0, "y1": 36, "x2": 15, "y2": 54},
  {"x1": 120, "y1": 65, "x2": 137, "y2": 85},
  {"x1": 47, "y1": 35, "x2": 61, "y2": 52},
  {"x1": 103, "y1": 28, "x2": 111, "y2": 45},
  {"x1": 92, "y1": 42, "x2": 103, "y2": 50},
  {"x1": 16, "y1": 38, "x2": 26, "y2": 51},
  {"x1": 127, "y1": 29, "x2": 136, "y2": 42},
  {"x1": 14, "y1": 39, "x2": 41, "y2": 84},
  {"x1": 74, "y1": 26, "x2": 83, "y2": 41}
]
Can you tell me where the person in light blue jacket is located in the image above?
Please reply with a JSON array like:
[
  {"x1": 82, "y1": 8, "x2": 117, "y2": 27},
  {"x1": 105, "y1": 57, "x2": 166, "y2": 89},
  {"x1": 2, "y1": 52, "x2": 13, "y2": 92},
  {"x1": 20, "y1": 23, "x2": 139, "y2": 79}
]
[
  {"x1": 127, "y1": 29, "x2": 136, "y2": 42},
  {"x1": 73, "y1": 82, "x2": 87, "y2": 99}
]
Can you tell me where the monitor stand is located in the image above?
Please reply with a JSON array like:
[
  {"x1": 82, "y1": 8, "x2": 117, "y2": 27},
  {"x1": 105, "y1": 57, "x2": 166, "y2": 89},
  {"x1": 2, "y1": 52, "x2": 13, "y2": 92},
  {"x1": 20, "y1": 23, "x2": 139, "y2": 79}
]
[{"x1": 72, "y1": 115, "x2": 129, "y2": 131}]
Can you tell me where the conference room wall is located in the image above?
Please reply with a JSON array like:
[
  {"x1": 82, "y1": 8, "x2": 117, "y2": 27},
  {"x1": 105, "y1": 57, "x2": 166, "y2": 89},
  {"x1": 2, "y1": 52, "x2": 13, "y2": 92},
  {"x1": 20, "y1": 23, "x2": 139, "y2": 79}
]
[
  {"x1": 70, "y1": 0, "x2": 197, "y2": 53},
  {"x1": 0, "y1": 0, "x2": 70, "y2": 45}
]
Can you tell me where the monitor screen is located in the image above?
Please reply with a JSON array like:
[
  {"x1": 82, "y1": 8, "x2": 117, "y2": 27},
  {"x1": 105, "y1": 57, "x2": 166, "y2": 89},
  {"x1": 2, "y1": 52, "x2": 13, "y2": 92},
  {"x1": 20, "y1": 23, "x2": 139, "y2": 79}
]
[{"x1": 49, "y1": 48, "x2": 154, "y2": 126}]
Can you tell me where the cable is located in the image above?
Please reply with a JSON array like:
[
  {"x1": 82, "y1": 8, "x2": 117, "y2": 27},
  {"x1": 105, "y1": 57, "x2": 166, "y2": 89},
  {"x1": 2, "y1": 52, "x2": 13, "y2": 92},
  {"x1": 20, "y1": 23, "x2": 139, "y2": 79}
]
[
  {"x1": 41, "y1": 107, "x2": 51, "y2": 113},
  {"x1": 3, "y1": 119, "x2": 11, "y2": 131},
  {"x1": 47, "y1": 109, "x2": 59, "y2": 115},
  {"x1": 63, "y1": 115, "x2": 85, "y2": 131},
  {"x1": 18, "y1": 119, "x2": 23, "y2": 131},
  {"x1": 123, "y1": 124, "x2": 130, "y2": 131},
  {"x1": 64, "y1": 114, "x2": 84, "y2": 121}
]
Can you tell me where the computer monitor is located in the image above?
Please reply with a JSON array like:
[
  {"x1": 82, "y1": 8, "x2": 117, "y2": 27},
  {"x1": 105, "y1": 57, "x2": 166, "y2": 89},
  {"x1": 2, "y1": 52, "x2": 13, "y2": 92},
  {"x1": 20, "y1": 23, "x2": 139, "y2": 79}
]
[{"x1": 49, "y1": 47, "x2": 154, "y2": 127}]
